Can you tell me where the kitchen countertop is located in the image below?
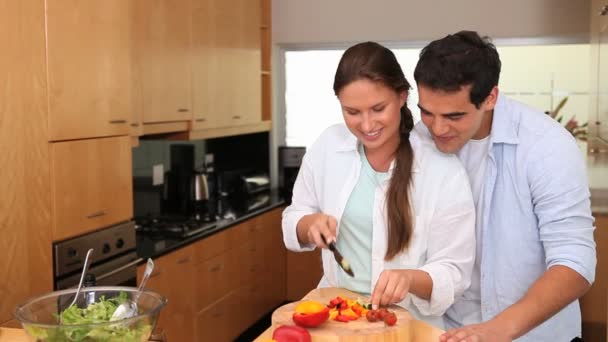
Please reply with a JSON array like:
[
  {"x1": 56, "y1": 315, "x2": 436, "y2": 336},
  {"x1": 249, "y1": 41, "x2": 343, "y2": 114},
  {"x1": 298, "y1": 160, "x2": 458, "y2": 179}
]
[
  {"x1": 0, "y1": 328, "x2": 28, "y2": 342},
  {"x1": 136, "y1": 190, "x2": 286, "y2": 260}
]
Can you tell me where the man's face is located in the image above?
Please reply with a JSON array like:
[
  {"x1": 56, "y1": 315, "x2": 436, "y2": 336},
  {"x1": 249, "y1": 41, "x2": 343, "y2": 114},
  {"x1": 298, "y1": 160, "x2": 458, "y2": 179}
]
[{"x1": 417, "y1": 84, "x2": 497, "y2": 153}]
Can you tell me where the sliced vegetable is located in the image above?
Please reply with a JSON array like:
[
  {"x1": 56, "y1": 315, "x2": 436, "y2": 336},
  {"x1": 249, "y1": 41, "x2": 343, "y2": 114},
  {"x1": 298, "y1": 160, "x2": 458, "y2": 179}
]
[{"x1": 292, "y1": 301, "x2": 329, "y2": 328}]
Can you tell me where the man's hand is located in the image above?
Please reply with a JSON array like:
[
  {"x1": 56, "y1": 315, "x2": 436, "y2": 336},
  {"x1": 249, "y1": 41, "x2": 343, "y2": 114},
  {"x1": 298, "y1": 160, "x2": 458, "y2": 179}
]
[{"x1": 439, "y1": 321, "x2": 513, "y2": 342}]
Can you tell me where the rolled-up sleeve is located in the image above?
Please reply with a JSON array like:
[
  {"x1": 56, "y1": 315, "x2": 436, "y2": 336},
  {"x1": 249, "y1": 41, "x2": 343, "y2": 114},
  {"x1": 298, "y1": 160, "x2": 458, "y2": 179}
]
[
  {"x1": 528, "y1": 132, "x2": 596, "y2": 284},
  {"x1": 410, "y1": 166, "x2": 476, "y2": 316},
  {"x1": 282, "y1": 152, "x2": 319, "y2": 252}
]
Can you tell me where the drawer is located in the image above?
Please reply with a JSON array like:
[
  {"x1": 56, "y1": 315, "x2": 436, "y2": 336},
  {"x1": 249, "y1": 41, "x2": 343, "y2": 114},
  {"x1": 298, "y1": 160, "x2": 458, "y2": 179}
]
[{"x1": 193, "y1": 219, "x2": 254, "y2": 263}]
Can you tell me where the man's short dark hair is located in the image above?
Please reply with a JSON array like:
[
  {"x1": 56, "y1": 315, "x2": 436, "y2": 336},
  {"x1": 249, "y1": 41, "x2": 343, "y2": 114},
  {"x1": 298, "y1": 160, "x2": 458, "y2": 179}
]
[{"x1": 414, "y1": 30, "x2": 501, "y2": 108}]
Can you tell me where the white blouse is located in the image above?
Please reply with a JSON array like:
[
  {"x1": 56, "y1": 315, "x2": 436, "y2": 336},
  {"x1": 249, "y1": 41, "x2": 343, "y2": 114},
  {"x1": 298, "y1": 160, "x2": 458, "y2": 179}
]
[{"x1": 282, "y1": 124, "x2": 476, "y2": 328}]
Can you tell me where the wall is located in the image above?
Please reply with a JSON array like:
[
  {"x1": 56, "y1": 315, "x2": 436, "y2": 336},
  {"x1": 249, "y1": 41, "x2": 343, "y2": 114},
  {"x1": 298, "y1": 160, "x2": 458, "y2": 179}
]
[{"x1": 272, "y1": 0, "x2": 590, "y2": 45}]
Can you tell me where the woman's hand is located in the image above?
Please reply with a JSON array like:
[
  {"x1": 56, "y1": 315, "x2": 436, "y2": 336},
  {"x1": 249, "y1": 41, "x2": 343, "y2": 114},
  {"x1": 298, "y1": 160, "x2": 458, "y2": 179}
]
[
  {"x1": 296, "y1": 213, "x2": 337, "y2": 248},
  {"x1": 370, "y1": 269, "x2": 414, "y2": 309}
]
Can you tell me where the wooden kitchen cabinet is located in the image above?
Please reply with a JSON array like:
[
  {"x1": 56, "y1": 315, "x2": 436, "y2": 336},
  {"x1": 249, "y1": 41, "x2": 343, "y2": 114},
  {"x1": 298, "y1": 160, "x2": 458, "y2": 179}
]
[
  {"x1": 46, "y1": 0, "x2": 132, "y2": 141},
  {"x1": 0, "y1": 0, "x2": 53, "y2": 324},
  {"x1": 134, "y1": 0, "x2": 192, "y2": 124},
  {"x1": 286, "y1": 248, "x2": 323, "y2": 301},
  {"x1": 194, "y1": 207, "x2": 285, "y2": 341},
  {"x1": 190, "y1": 0, "x2": 262, "y2": 131},
  {"x1": 50, "y1": 136, "x2": 133, "y2": 241},
  {"x1": 138, "y1": 246, "x2": 195, "y2": 342}
]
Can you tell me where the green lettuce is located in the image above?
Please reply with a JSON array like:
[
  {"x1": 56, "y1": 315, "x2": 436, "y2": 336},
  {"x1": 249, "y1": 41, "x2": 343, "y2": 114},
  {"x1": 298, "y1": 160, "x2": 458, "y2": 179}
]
[{"x1": 26, "y1": 292, "x2": 152, "y2": 342}]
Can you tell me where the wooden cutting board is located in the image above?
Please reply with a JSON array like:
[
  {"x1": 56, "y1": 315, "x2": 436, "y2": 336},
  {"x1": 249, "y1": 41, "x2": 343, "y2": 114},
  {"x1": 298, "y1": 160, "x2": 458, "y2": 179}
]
[{"x1": 268, "y1": 287, "x2": 443, "y2": 342}]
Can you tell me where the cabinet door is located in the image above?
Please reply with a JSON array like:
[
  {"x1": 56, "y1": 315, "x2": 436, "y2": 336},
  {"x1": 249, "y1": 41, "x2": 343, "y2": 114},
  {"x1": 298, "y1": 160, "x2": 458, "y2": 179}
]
[
  {"x1": 46, "y1": 0, "x2": 132, "y2": 141},
  {"x1": 134, "y1": 0, "x2": 192, "y2": 123},
  {"x1": 191, "y1": 0, "x2": 261, "y2": 131},
  {"x1": 195, "y1": 288, "x2": 251, "y2": 342},
  {"x1": 140, "y1": 247, "x2": 195, "y2": 342},
  {"x1": 50, "y1": 136, "x2": 133, "y2": 240},
  {"x1": 0, "y1": 0, "x2": 53, "y2": 324}
]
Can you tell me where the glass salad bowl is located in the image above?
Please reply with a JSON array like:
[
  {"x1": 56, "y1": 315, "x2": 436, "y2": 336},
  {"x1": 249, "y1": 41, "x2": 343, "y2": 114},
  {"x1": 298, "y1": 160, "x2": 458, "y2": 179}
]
[{"x1": 14, "y1": 286, "x2": 167, "y2": 342}]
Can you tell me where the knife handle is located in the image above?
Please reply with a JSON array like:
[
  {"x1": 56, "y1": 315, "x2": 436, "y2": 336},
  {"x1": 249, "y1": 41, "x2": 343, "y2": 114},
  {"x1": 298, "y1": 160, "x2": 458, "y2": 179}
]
[{"x1": 321, "y1": 235, "x2": 335, "y2": 250}]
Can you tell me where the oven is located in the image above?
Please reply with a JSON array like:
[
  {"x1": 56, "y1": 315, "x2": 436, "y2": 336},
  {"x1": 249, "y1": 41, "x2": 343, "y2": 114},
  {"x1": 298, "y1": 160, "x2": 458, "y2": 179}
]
[{"x1": 53, "y1": 221, "x2": 140, "y2": 290}]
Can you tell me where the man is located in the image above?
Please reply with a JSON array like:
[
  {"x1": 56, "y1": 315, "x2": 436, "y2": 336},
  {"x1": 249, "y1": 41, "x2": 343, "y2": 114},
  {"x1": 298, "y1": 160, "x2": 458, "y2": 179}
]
[{"x1": 413, "y1": 31, "x2": 596, "y2": 342}]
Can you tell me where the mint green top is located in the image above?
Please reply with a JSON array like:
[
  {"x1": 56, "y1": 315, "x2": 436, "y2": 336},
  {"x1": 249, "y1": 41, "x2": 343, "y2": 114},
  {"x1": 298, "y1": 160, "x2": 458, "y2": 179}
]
[{"x1": 336, "y1": 145, "x2": 389, "y2": 294}]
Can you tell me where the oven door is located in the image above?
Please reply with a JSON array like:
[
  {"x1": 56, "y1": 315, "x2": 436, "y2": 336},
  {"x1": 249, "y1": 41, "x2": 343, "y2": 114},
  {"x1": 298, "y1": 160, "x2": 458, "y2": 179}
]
[{"x1": 55, "y1": 252, "x2": 140, "y2": 290}]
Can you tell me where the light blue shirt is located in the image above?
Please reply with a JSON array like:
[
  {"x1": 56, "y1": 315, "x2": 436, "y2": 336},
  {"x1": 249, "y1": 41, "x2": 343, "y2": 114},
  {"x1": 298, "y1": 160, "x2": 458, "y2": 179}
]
[
  {"x1": 336, "y1": 144, "x2": 388, "y2": 293},
  {"x1": 417, "y1": 94, "x2": 596, "y2": 341}
]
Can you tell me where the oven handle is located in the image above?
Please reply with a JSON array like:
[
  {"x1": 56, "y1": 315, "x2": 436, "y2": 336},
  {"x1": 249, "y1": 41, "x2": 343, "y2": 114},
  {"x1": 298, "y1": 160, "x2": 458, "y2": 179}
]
[{"x1": 96, "y1": 258, "x2": 143, "y2": 282}]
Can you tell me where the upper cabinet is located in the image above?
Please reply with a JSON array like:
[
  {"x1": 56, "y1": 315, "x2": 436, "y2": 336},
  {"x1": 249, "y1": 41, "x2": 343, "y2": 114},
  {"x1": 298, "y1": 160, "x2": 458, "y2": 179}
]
[
  {"x1": 46, "y1": 0, "x2": 132, "y2": 141},
  {"x1": 190, "y1": 0, "x2": 263, "y2": 131},
  {"x1": 134, "y1": 0, "x2": 192, "y2": 124},
  {"x1": 50, "y1": 136, "x2": 133, "y2": 241}
]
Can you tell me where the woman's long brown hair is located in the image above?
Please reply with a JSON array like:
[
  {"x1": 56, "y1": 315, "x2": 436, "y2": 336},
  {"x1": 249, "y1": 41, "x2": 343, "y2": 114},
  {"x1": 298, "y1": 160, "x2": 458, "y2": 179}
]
[{"x1": 333, "y1": 42, "x2": 415, "y2": 261}]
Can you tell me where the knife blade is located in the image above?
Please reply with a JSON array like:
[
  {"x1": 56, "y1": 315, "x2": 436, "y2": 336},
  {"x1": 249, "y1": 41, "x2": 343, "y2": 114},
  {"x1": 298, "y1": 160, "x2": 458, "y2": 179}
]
[{"x1": 323, "y1": 236, "x2": 354, "y2": 277}]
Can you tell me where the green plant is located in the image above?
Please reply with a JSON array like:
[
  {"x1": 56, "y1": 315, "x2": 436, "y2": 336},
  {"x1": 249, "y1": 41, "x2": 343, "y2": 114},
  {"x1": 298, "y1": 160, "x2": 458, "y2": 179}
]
[{"x1": 545, "y1": 97, "x2": 588, "y2": 140}]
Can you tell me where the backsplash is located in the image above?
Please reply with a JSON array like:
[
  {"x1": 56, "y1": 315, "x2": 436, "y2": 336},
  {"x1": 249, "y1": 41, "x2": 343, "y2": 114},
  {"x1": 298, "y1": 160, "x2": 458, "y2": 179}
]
[{"x1": 132, "y1": 140, "x2": 206, "y2": 177}]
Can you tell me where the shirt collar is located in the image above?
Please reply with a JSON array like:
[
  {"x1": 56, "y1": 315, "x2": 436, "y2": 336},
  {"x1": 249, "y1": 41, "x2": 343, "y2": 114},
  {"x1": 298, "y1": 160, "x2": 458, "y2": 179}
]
[
  {"x1": 489, "y1": 93, "x2": 520, "y2": 145},
  {"x1": 335, "y1": 130, "x2": 421, "y2": 173}
]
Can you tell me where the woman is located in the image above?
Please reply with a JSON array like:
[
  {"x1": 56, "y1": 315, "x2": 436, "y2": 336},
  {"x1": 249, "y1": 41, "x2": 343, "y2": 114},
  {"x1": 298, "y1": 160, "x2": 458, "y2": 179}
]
[{"x1": 282, "y1": 42, "x2": 475, "y2": 327}]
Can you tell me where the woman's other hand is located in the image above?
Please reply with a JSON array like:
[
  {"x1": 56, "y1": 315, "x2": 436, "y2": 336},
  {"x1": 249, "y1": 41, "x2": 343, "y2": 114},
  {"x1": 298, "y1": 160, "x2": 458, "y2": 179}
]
[
  {"x1": 370, "y1": 269, "x2": 414, "y2": 308},
  {"x1": 370, "y1": 269, "x2": 432, "y2": 309},
  {"x1": 296, "y1": 213, "x2": 337, "y2": 248}
]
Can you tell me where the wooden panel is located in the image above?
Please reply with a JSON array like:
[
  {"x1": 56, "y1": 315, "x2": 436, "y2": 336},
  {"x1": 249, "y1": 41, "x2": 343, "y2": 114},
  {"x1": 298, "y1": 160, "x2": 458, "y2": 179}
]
[
  {"x1": 134, "y1": 0, "x2": 192, "y2": 123},
  {"x1": 46, "y1": 0, "x2": 132, "y2": 141},
  {"x1": 287, "y1": 248, "x2": 323, "y2": 301},
  {"x1": 192, "y1": 219, "x2": 253, "y2": 263},
  {"x1": 180, "y1": 120, "x2": 271, "y2": 140},
  {"x1": 191, "y1": 0, "x2": 225, "y2": 130},
  {"x1": 194, "y1": 242, "x2": 253, "y2": 311},
  {"x1": 0, "y1": 0, "x2": 53, "y2": 323},
  {"x1": 140, "y1": 246, "x2": 195, "y2": 342},
  {"x1": 195, "y1": 288, "x2": 252, "y2": 342},
  {"x1": 50, "y1": 136, "x2": 133, "y2": 241},
  {"x1": 193, "y1": 0, "x2": 261, "y2": 129},
  {"x1": 581, "y1": 213, "x2": 608, "y2": 341}
]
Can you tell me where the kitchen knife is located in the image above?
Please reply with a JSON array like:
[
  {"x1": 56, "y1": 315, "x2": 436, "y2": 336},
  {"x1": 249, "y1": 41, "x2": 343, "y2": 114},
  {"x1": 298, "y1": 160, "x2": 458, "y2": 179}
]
[{"x1": 323, "y1": 236, "x2": 355, "y2": 277}]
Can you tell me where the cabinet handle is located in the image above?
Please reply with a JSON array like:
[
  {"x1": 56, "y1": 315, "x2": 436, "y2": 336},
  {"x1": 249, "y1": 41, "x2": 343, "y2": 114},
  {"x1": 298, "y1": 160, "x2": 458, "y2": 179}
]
[
  {"x1": 177, "y1": 108, "x2": 189, "y2": 113},
  {"x1": 195, "y1": 118, "x2": 206, "y2": 122},
  {"x1": 86, "y1": 210, "x2": 106, "y2": 219},
  {"x1": 209, "y1": 264, "x2": 222, "y2": 272},
  {"x1": 600, "y1": 4, "x2": 608, "y2": 15},
  {"x1": 109, "y1": 119, "x2": 127, "y2": 124},
  {"x1": 177, "y1": 256, "x2": 191, "y2": 264},
  {"x1": 150, "y1": 270, "x2": 162, "y2": 278},
  {"x1": 232, "y1": 115, "x2": 241, "y2": 119},
  {"x1": 130, "y1": 123, "x2": 140, "y2": 127}
]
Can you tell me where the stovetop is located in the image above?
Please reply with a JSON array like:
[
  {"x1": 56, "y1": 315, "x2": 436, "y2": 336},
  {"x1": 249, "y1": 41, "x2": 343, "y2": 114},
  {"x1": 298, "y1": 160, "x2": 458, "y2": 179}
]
[{"x1": 135, "y1": 215, "x2": 217, "y2": 239}]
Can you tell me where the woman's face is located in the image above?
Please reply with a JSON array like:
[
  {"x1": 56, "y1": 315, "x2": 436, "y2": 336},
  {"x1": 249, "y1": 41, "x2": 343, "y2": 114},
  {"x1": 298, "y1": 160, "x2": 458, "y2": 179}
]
[{"x1": 338, "y1": 79, "x2": 406, "y2": 156}]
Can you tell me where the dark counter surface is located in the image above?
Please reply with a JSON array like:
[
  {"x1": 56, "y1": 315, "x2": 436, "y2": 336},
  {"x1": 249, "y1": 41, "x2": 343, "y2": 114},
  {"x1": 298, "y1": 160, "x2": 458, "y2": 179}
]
[{"x1": 136, "y1": 191, "x2": 286, "y2": 260}]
